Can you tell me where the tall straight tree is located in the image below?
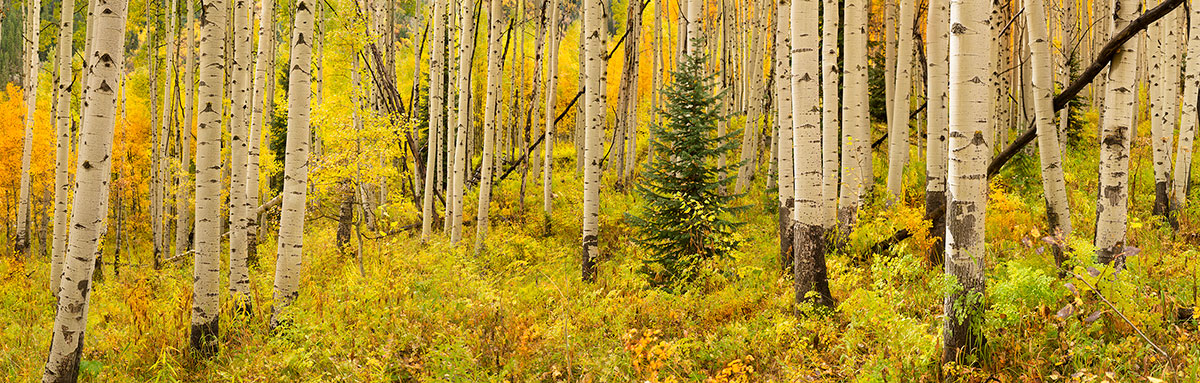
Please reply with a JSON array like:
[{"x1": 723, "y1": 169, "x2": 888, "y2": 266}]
[
  {"x1": 50, "y1": 0, "x2": 77, "y2": 295},
  {"x1": 885, "y1": 0, "x2": 915, "y2": 199},
  {"x1": 271, "y1": 0, "x2": 315, "y2": 329},
  {"x1": 1150, "y1": 8, "x2": 1180, "y2": 218},
  {"x1": 819, "y1": 0, "x2": 839, "y2": 229},
  {"x1": 156, "y1": 0, "x2": 178, "y2": 269},
  {"x1": 192, "y1": 0, "x2": 229, "y2": 355},
  {"x1": 774, "y1": 0, "x2": 795, "y2": 271},
  {"x1": 228, "y1": 0, "x2": 254, "y2": 308},
  {"x1": 448, "y1": 0, "x2": 478, "y2": 244},
  {"x1": 791, "y1": 0, "x2": 832, "y2": 307},
  {"x1": 1174, "y1": 2, "x2": 1200, "y2": 211},
  {"x1": 837, "y1": 0, "x2": 867, "y2": 231},
  {"x1": 542, "y1": 0, "x2": 560, "y2": 214},
  {"x1": 41, "y1": 0, "x2": 128, "y2": 379},
  {"x1": 580, "y1": 0, "x2": 603, "y2": 282},
  {"x1": 475, "y1": 0, "x2": 503, "y2": 252},
  {"x1": 1025, "y1": 0, "x2": 1072, "y2": 267},
  {"x1": 1093, "y1": 0, "x2": 1139, "y2": 266},
  {"x1": 421, "y1": 0, "x2": 447, "y2": 240},
  {"x1": 16, "y1": 0, "x2": 42, "y2": 255},
  {"x1": 247, "y1": 0, "x2": 277, "y2": 262},
  {"x1": 925, "y1": 0, "x2": 949, "y2": 264},
  {"x1": 177, "y1": 0, "x2": 197, "y2": 257}
]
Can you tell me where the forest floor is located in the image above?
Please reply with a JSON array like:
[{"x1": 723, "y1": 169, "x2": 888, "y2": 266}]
[{"x1": 4, "y1": 126, "x2": 1200, "y2": 381}]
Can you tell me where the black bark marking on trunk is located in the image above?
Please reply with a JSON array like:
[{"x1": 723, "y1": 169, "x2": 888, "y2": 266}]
[
  {"x1": 793, "y1": 222, "x2": 835, "y2": 310},
  {"x1": 189, "y1": 317, "x2": 220, "y2": 357},
  {"x1": 925, "y1": 190, "x2": 946, "y2": 266},
  {"x1": 779, "y1": 199, "x2": 794, "y2": 274}
]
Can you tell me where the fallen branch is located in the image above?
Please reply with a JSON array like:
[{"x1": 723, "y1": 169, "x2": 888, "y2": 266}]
[{"x1": 1071, "y1": 272, "x2": 1171, "y2": 361}]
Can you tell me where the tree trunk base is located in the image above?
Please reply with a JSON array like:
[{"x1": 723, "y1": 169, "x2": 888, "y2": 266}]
[
  {"x1": 926, "y1": 191, "x2": 946, "y2": 267},
  {"x1": 779, "y1": 200, "x2": 794, "y2": 274},
  {"x1": 190, "y1": 318, "x2": 220, "y2": 357},
  {"x1": 793, "y1": 222, "x2": 835, "y2": 309}
]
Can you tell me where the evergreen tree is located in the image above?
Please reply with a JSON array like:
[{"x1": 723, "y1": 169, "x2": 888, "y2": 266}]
[{"x1": 628, "y1": 51, "x2": 743, "y2": 286}]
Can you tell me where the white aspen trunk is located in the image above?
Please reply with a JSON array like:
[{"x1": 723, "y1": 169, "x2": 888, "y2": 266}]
[
  {"x1": 775, "y1": 0, "x2": 795, "y2": 271},
  {"x1": 176, "y1": 0, "x2": 197, "y2": 258},
  {"x1": 50, "y1": 0, "x2": 76, "y2": 295},
  {"x1": 192, "y1": 0, "x2": 229, "y2": 354},
  {"x1": 1025, "y1": 0, "x2": 1072, "y2": 267},
  {"x1": 247, "y1": 0, "x2": 276, "y2": 264},
  {"x1": 1151, "y1": 7, "x2": 1179, "y2": 217},
  {"x1": 926, "y1": 0, "x2": 949, "y2": 264},
  {"x1": 988, "y1": 0, "x2": 1004, "y2": 156},
  {"x1": 885, "y1": 0, "x2": 915, "y2": 200},
  {"x1": 884, "y1": 0, "x2": 896, "y2": 125},
  {"x1": 16, "y1": 0, "x2": 42, "y2": 255},
  {"x1": 1173, "y1": 3, "x2": 1200, "y2": 211},
  {"x1": 449, "y1": 0, "x2": 478, "y2": 244},
  {"x1": 819, "y1": 0, "x2": 839, "y2": 228},
  {"x1": 542, "y1": 0, "x2": 559, "y2": 214},
  {"x1": 581, "y1": 0, "x2": 603, "y2": 282},
  {"x1": 41, "y1": 0, "x2": 127, "y2": 378},
  {"x1": 422, "y1": 0, "x2": 447, "y2": 240},
  {"x1": 148, "y1": 3, "x2": 161, "y2": 273},
  {"x1": 270, "y1": 0, "x2": 315, "y2": 328},
  {"x1": 228, "y1": 0, "x2": 253, "y2": 308},
  {"x1": 837, "y1": 0, "x2": 867, "y2": 231},
  {"x1": 618, "y1": 0, "x2": 641, "y2": 183},
  {"x1": 791, "y1": 0, "x2": 832, "y2": 306},
  {"x1": 1093, "y1": 0, "x2": 1138, "y2": 266},
  {"x1": 943, "y1": 0, "x2": 990, "y2": 364},
  {"x1": 475, "y1": 0, "x2": 503, "y2": 252},
  {"x1": 157, "y1": 0, "x2": 177, "y2": 269}
]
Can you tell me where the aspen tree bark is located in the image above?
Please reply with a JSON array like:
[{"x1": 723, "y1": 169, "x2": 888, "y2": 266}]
[
  {"x1": 475, "y1": 0, "x2": 503, "y2": 253},
  {"x1": 247, "y1": 0, "x2": 276, "y2": 263},
  {"x1": 148, "y1": 4, "x2": 161, "y2": 273},
  {"x1": 1093, "y1": 0, "x2": 1138, "y2": 266},
  {"x1": 156, "y1": 0, "x2": 177, "y2": 269},
  {"x1": 542, "y1": 0, "x2": 559, "y2": 214},
  {"x1": 50, "y1": 0, "x2": 76, "y2": 295},
  {"x1": 177, "y1": 0, "x2": 197, "y2": 257},
  {"x1": 884, "y1": 0, "x2": 896, "y2": 124},
  {"x1": 581, "y1": 0, "x2": 603, "y2": 282},
  {"x1": 270, "y1": 0, "x2": 315, "y2": 329},
  {"x1": 1173, "y1": 3, "x2": 1200, "y2": 211},
  {"x1": 16, "y1": 0, "x2": 42, "y2": 256},
  {"x1": 41, "y1": 0, "x2": 128, "y2": 379},
  {"x1": 228, "y1": 0, "x2": 253, "y2": 308},
  {"x1": 925, "y1": 0, "x2": 949, "y2": 265},
  {"x1": 449, "y1": 0, "x2": 478, "y2": 244},
  {"x1": 943, "y1": 0, "x2": 990, "y2": 364},
  {"x1": 819, "y1": 0, "x2": 839, "y2": 228},
  {"x1": 885, "y1": 0, "x2": 915, "y2": 200},
  {"x1": 1151, "y1": 8, "x2": 1179, "y2": 217},
  {"x1": 1025, "y1": 0, "x2": 1072, "y2": 268},
  {"x1": 790, "y1": 0, "x2": 832, "y2": 307},
  {"x1": 192, "y1": 0, "x2": 229, "y2": 354},
  {"x1": 616, "y1": 0, "x2": 641, "y2": 184},
  {"x1": 775, "y1": 0, "x2": 795, "y2": 272},
  {"x1": 523, "y1": 0, "x2": 548, "y2": 196},
  {"x1": 837, "y1": 0, "x2": 867, "y2": 232},
  {"x1": 422, "y1": 0, "x2": 447, "y2": 240}
]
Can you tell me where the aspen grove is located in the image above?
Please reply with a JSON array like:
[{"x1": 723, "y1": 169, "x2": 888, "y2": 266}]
[{"x1": 6, "y1": 0, "x2": 1200, "y2": 380}]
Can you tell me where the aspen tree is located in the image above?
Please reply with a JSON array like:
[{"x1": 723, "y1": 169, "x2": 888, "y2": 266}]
[
  {"x1": 616, "y1": 0, "x2": 641, "y2": 184},
  {"x1": 247, "y1": 0, "x2": 277, "y2": 262},
  {"x1": 271, "y1": 0, "x2": 316, "y2": 329},
  {"x1": 50, "y1": 0, "x2": 76, "y2": 295},
  {"x1": 422, "y1": 0, "x2": 447, "y2": 239},
  {"x1": 192, "y1": 0, "x2": 229, "y2": 354},
  {"x1": 1151, "y1": 8, "x2": 1180, "y2": 217},
  {"x1": 819, "y1": 0, "x2": 839, "y2": 228},
  {"x1": 449, "y1": 0, "x2": 478, "y2": 244},
  {"x1": 775, "y1": 0, "x2": 795, "y2": 271},
  {"x1": 16, "y1": 0, "x2": 42, "y2": 255},
  {"x1": 943, "y1": 0, "x2": 990, "y2": 364},
  {"x1": 1093, "y1": 0, "x2": 1138, "y2": 266},
  {"x1": 523, "y1": 0, "x2": 548, "y2": 197},
  {"x1": 837, "y1": 0, "x2": 867, "y2": 231},
  {"x1": 177, "y1": 0, "x2": 197, "y2": 257},
  {"x1": 581, "y1": 0, "x2": 603, "y2": 282},
  {"x1": 885, "y1": 0, "x2": 915, "y2": 200},
  {"x1": 542, "y1": 0, "x2": 560, "y2": 214},
  {"x1": 925, "y1": 0, "x2": 949, "y2": 264},
  {"x1": 148, "y1": 4, "x2": 161, "y2": 271},
  {"x1": 475, "y1": 0, "x2": 503, "y2": 252},
  {"x1": 156, "y1": 0, "x2": 178, "y2": 269},
  {"x1": 228, "y1": 0, "x2": 254, "y2": 309},
  {"x1": 41, "y1": 0, "x2": 128, "y2": 379},
  {"x1": 1174, "y1": 2, "x2": 1200, "y2": 211},
  {"x1": 791, "y1": 0, "x2": 832, "y2": 307},
  {"x1": 1026, "y1": 0, "x2": 1072, "y2": 267}
]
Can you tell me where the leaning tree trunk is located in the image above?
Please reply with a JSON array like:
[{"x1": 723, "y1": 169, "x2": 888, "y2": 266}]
[
  {"x1": 192, "y1": 0, "x2": 229, "y2": 355},
  {"x1": 775, "y1": 0, "x2": 795, "y2": 272},
  {"x1": 885, "y1": 0, "x2": 915, "y2": 200},
  {"x1": 1093, "y1": 0, "x2": 1138, "y2": 266},
  {"x1": 228, "y1": 0, "x2": 254, "y2": 310},
  {"x1": 176, "y1": 0, "x2": 197, "y2": 258},
  {"x1": 925, "y1": 0, "x2": 949, "y2": 266},
  {"x1": 542, "y1": 0, "x2": 560, "y2": 215},
  {"x1": 1174, "y1": 3, "x2": 1200, "y2": 212},
  {"x1": 41, "y1": 0, "x2": 128, "y2": 379},
  {"x1": 791, "y1": 0, "x2": 834, "y2": 308},
  {"x1": 819, "y1": 0, "x2": 839, "y2": 229},
  {"x1": 943, "y1": 0, "x2": 990, "y2": 366},
  {"x1": 837, "y1": 0, "x2": 868, "y2": 232},
  {"x1": 449, "y1": 0, "x2": 478, "y2": 244},
  {"x1": 1025, "y1": 0, "x2": 1073, "y2": 269},
  {"x1": 16, "y1": 0, "x2": 42, "y2": 256},
  {"x1": 421, "y1": 0, "x2": 447, "y2": 240},
  {"x1": 475, "y1": 0, "x2": 503, "y2": 253},
  {"x1": 50, "y1": 0, "x2": 76, "y2": 296},
  {"x1": 581, "y1": 0, "x2": 603, "y2": 282},
  {"x1": 270, "y1": 0, "x2": 315, "y2": 329}
]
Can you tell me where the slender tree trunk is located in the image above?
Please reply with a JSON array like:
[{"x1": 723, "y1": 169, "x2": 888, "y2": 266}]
[
  {"x1": 774, "y1": 0, "x2": 795, "y2": 272},
  {"x1": 156, "y1": 0, "x2": 177, "y2": 270},
  {"x1": 270, "y1": 0, "x2": 315, "y2": 329},
  {"x1": 1025, "y1": 0, "x2": 1073, "y2": 269},
  {"x1": 1151, "y1": 6, "x2": 1179, "y2": 218},
  {"x1": 943, "y1": 0, "x2": 990, "y2": 365},
  {"x1": 247, "y1": 0, "x2": 276, "y2": 265},
  {"x1": 148, "y1": 3, "x2": 161, "y2": 272},
  {"x1": 837, "y1": 0, "x2": 867, "y2": 232},
  {"x1": 177, "y1": 0, "x2": 197, "y2": 259},
  {"x1": 50, "y1": 0, "x2": 76, "y2": 296},
  {"x1": 192, "y1": 0, "x2": 229, "y2": 355},
  {"x1": 542, "y1": 0, "x2": 560, "y2": 215},
  {"x1": 925, "y1": 0, "x2": 949, "y2": 265},
  {"x1": 1173, "y1": 3, "x2": 1200, "y2": 212},
  {"x1": 616, "y1": 0, "x2": 641, "y2": 185},
  {"x1": 581, "y1": 0, "x2": 603, "y2": 282},
  {"x1": 228, "y1": 0, "x2": 254, "y2": 310},
  {"x1": 819, "y1": 0, "x2": 839, "y2": 229},
  {"x1": 41, "y1": 0, "x2": 128, "y2": 379},
  {"x1": 422, "y1": 0, "x2": 447, "y2": 240},
  {"x1": 16, "y1": 0, "x2": 42, "y2": 256},
  {"x1": 885, "y1": 0, "x2": 914, "y2": 200},
  {"x1": 449, "y1": 0, "x2": 478, "y2": 244},
  {"x1": 790, "y1": 0, "x2": 832, "y2": 307},
  {"x1": 884, "y1": 0, "x2": 896, "y2": 125},
  {"x1": 475, "y1": 0, "x2": 503, "y2": 253},
  {"x1": 1093, "y1": 0, "x2": 1139, "y2": 266}
]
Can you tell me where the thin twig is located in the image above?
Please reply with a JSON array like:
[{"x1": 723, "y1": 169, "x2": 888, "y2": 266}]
[{"x1": 1071, "y1": 272, "x2": 1171, "y2": 361}]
